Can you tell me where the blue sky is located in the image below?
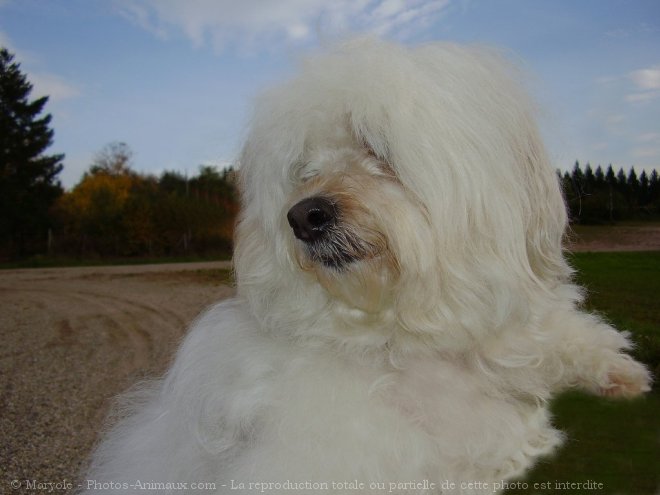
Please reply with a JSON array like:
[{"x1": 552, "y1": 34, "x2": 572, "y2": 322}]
[{"x1": 1, "y1": 0, "x2": 659, "y2": 188}]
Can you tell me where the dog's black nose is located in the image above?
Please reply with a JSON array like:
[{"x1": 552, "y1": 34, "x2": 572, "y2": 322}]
[{"x1": 287, "y1": 197, "x2": 336, "y2": 242}]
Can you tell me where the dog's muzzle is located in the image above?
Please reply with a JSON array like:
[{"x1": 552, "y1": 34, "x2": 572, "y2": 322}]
[{"x1": 287, "y1": 197, "x2": 336, "y2": 243}]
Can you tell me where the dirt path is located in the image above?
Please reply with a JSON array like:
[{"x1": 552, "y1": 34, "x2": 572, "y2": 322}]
[
  {"x1": 0, "y1": 262, "x2": 233, "y2": 492},
  {"x1": 568, "y1": 224, "x2": 660, "y2": 252}
]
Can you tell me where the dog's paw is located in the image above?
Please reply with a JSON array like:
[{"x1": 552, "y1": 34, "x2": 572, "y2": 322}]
[{"x1": 598, "y1": 355, "x2": 652, "y2": 398}]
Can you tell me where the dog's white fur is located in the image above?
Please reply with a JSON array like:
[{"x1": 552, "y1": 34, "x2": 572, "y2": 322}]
[{"x1": 83, "y1": 38, "x2": 651, "y2": 494}]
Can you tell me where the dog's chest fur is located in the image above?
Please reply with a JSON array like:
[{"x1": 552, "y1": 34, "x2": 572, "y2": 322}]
[{"x1": 234, "y1": 348, "x2": 561, "y2": 488}]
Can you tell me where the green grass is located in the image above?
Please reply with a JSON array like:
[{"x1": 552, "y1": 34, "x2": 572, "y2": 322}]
[
  {"x1": 571, "y1": 251, "x2": 660, "y2": 379},
  {"x1": 507, "y1": 252, "x2": 660, "y2": 495}
]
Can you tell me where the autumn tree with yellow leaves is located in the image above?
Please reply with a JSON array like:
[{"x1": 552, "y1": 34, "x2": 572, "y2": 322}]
[{"x1": 54, "y1": 143, "x2": 237, "y2": 257}]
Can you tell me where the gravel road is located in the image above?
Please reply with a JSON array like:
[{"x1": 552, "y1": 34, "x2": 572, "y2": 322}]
[{"x1": 0, "y1": 262, "x2": 233, "y2": 493}]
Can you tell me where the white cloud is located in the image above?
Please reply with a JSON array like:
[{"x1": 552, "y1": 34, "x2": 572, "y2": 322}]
[
  {"x1": 373, "y1": 0, "x2": 405, "y2": 19},
  {"x1": 632, "y1": 147, "x2": 660, "y2": 159},
  {"x1": 605, "y1": 28, "x2": 629, "y2": 39},
  {"x1": 594, "y1": 75, "x2": 618, "y2": 86},
  {"x1": 624, "y1": 65, "x2": 660, "y2": 104},
  {"x1": 0, "y1": 30, "x2": 34, "y2": 63},
  {"x1": 117, "y1": 2, "x2": 169, "y2": 40},
  {"x1": 599, "y1": 66, "x2": 660, "y2": 105},
  {"x1": 368, "y1": 0, "x2": 450, "y2": 37},
  {"x1": 636, "y1": 132, "x2": 660, "y2": 143},
  {"x1": 625, "y1": 91, "x2": 660, "y2": 103},
  {"x1": 116, "y1": 0, "x2": 450, "y2": 52},
  {"x1": 629, "y1": 66, "x2": 660, "y2": 90},
  {"x1": 29, "y1": 72, "x2": 81, "y2": 102},
  {"x1": 287, "y1": 23, "x2": 310, "y2": 40},
  {"x1": 605, "y1": 114, "x2": 625, "y2": 125},
  {"x1": 0, "y1": 31, "x2": 81, "y2": 103}
]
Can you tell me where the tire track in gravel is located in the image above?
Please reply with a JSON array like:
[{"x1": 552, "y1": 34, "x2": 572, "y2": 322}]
[
  {"x1": 0, "y1": 287, "x2": 175, "y2": 368},
  {"x1": 67, "y1": 291, "x2": 158, "y2": 370},
  {"x1": 67, "y1": 289, "x2": 190, "y2": 369},
  {"x1": 0, "y1": 263, "x2": 233, "y2": 491}
]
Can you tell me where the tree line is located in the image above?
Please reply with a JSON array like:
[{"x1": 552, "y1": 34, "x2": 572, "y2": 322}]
[
  {"x1": 560, "y1": 161, "x2": 660, "y2": 224},
  {"x1": 51, "y1": 142, "x2": 238, "y2": 258},
  {"x1": 4, "y1": 141, "x2": 239, "y2": 260},
  {"x1": 2, "y1": 46, "x2": 660, "y2": 261}
]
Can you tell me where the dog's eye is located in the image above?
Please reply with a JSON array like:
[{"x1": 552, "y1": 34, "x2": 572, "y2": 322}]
[
  {"x1": 292, "y1": 161, "x2": 318, "y2": 182},
  {"x1": 364, "y1": 156, "x2": 396, "y2": 179},
  {"x1": 378, "y1": 160, "x2": 395, "y2": 175}
]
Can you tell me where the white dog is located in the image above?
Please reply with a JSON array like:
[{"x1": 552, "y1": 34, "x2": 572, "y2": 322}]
[{"x1": 83, "y1": 38, "x2": 651, "y2": 494}]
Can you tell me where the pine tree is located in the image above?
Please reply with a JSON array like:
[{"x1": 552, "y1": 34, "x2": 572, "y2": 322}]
[
  {"x1": 605, "y1": 165, "x2": 616, "y2": 185},
  {"x1": 0, "y1": 48, "x2": 64, "y2": 256},
  {"x1": 570, "y1": 161, "x2": 585, "y2": 219},
  {"x1": 584, "y1": 163, "x2": 595, "y2": 193},
  {"x1": 594, "y1": 165, "x2": 605, "y2": 186},
  {"x1": 605, "y1": 165, "x2": 617, "y2": 222},
  {"x1": 639, "y1": 170, "x2": 650, "y2": 207},
  {"x1": 649, "y1": 169, "x2": 659, "y2": 204},
  {"x1": 627, "y1": 167, "x2": 639, "y2": 193},
  {"x1": 616, "y1": 168, "x2": 627, "y2": 191}
]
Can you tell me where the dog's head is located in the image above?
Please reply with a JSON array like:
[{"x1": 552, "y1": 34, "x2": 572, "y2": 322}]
[{"x1": 234, "y1": 38, "x2": 572, "y2": 351}]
